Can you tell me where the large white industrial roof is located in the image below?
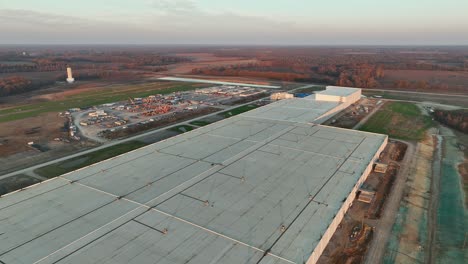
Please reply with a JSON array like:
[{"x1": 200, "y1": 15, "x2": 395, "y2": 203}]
[
  {"x1": 0, "y1": 93, "x2": 386, "y2": 264},
  {"x1": 242, "y1": 97, "x2": 340, "y2": 124}
]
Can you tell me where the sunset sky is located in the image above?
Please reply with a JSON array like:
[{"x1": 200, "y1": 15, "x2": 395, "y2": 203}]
[{"x1": 1, "y1": 0, "x2": 467, "y2": 45}]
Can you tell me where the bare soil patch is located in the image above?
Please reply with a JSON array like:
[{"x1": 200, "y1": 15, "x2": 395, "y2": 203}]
[
  {"x1": 166, "y1": 58, "x2": 259, "y2": 74},
  {"x1": 0, "y1": 112, "x2": 68, "y2": 157}
]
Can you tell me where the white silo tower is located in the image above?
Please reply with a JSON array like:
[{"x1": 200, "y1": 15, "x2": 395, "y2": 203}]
[{"x1": 66, "y1": 67, "x2": 75, "y2": 83}]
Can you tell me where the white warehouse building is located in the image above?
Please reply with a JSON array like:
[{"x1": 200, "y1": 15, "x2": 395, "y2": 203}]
[
  {"x1": 315, "y1": 86, "x2": 362, "y2": 104},
  {"x1": 0, "y1": 86, "x2": 387, "y2": 264}
]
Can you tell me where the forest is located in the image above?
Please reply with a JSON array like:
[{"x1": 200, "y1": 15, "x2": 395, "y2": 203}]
[
  {"x1": 192, "y1": 47, "x2": 468, "y2": 91},
  {"x1": 433, "y1": 110, "x2": 468, "y2": 133},
  {"x1": 0, "y1": 52, "x2": 185, "y2": 73},
  {"x1": 1, "y1": 46, "x2": 468, "y2": 97},
  {"x1": 0, "y1": 76, "x2": 55, "y2": 97},
  {"x1": 0, "y1": 49, "x2": 183, "y2": 97}
]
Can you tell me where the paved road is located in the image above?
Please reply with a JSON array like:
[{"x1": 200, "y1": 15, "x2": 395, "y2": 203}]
[
  {"x1": 0, "y1": 84, "x2": 314, "y2": 180},
  {"x1": 362, "y1": 88, "x2": 468, "y2": 98},
  {"x1": 364, "y1": 140, "x2": 416, "y2": 264},
  {"x1": 0, "y1": 99, "x2": 266, "y2": 180},
  {"x1": 363, "y1": 89, "x2": 468, "y2": 108}
]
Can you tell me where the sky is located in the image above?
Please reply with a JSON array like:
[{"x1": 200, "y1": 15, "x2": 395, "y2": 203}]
[{"x1": 1, "y1": 0, "x2": 467, "y2": 45}]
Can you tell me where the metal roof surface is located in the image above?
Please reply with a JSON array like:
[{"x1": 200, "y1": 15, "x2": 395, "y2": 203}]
[
  {"x1": 0, "y1": 95, "x2": 386, "y2": 264},
  {"x1": 316, "y1": 86, "x2": 360, "y2": 97},
  {"x1": 241, "y1": 99, "x2": 340, "y2": 124}
]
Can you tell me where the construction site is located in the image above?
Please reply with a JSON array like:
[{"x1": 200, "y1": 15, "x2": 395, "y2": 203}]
[
  {"x1": 72, "y1": 85, "x2": 268, "y2": 141},
  {"x1": 317, "y1": 140, "x2": 408, "y2": 264},
  {"x1": 0, "y1": 86, "x2": 391, "y2": 264}
]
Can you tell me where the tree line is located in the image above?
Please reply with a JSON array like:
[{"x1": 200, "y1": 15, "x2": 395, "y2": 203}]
[
  {"x1": 0, "y1": 76, "x2": 55, "y2": 97},
  {"x1": 192, "y1": 62, "x2": 385, "y2": 88},
  {"x1": 433, "y1": 110, "x2": 468, "y2": 133}
]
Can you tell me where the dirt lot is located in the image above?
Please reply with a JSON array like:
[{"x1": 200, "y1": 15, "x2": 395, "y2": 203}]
[
  {"x1": 0, "y1": 110, "x2": 100, "y2": 175},
  {"x1": 100, "y1": 107, "x2": 219, "y2": 140},
  {"x1": 318, "y1": 141, "x2": 408, "y2": 264},
  {"x1": 166, "y1": 54, "x2": 259, "y2": 75},
  {"x1": 323, "y1": 98, "x2": 379, "y2": 129},
  {"x1": 0, "y1": 112, "x2": 69, "y2": 157}
]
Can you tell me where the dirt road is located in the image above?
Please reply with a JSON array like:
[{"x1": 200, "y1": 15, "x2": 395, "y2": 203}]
[
  {"x1": 364, "y1": 140, "x2": 416, "y2": 264},
  {"x1": 362, "y1": 89, "x2": 468, "y2": 108},
  {"x1": 352, "y1": 101, "x2": 385, "y2": 130},
  {"x1": 427, "y1": 133, "x2": 442, "y2": 263}
]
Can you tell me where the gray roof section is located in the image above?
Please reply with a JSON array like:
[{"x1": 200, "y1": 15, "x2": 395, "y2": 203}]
[
  {"x1": 241, "y1": 99, "x2": 340, "y2": 123},
  {"x1": 0, "y1": 97, "x2": 386, "y2": 264},
  {"x1": 316, "y1": 86, "x2": 360, "y2": 97}
]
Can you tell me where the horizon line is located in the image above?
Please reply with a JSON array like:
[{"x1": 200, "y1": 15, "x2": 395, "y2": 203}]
[{"x1": 1, "y1": 43, "x2": 468, "y2": 47}]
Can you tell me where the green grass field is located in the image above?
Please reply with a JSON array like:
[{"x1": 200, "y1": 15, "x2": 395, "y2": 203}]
[
  {"x1": 169, "y1": 125, "x2": 196, "y2": 133},
  {"x1": 34, "y1": 141, "x2": 147, "y2": 178},
  {"x1": 220, "y1": 104, "x2": 260, "y2": 118},
  {"x1": 0, "y1": 174, "x2": 41, "y2": 196},
  {"x1": 292, "y1": 85, "x2": 326, "y2": 93},
  {"x1": 189, "y1": 120, "x2": 211, "y2": 126},
  {"x1": 0, "y1": 82, "x2": 203, "y2": 123},
  {"x1": 360, "y1": 102, "x2": 434, "y2": 140}
]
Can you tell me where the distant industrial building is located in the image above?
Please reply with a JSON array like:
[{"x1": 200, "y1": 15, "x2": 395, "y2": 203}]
[
  {"x1": 0, "y1": 86, "x2": 387, "y2": 264},
  {"x1": 66, "y1": 67, "x2": 75, "y2": 83},
  {"x1": 315, "y1": 86, "x2": 361, "y2": 104},
  {"x1": 270, "y1": 92, "x2": 294, "y2": 100}
]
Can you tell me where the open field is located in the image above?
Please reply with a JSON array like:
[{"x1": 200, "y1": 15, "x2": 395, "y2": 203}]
[
  {"x1": 0, "y1": 81, "x2": 207, "y2": 123},
  {"x1": 0, "y1": 81, "x2": 209, "y2": 160},
  {"x1": 0, "y1": 174, "x2": 41, "y2": 196},
  {"x1": 188, "y1": 120, "x2": 211, "y2": 126},
  {"x1": 0, "y1": 111, "x2": 69, "y2": 156},
  {"x1": 0, "y1": 87, "x2": 270, "y2": 178},
  {"x1": 360, "y1": 102, "x2": 434, "y2": 140},
  {"x1": 34, "y1": 140, "x2": 146, "y2": 179},
  {"x1": 166, "y1": 55, "x2": 259, "y2": 74},
  {"x1": 158, "y1": 77, "x2": 280, "y2": 88},
  {"x1": 169, "y1": 124, "x2": 195, "y2": 133},
  {"x1": 220, "y1": 104, "x2": 261, "y2": 118}
]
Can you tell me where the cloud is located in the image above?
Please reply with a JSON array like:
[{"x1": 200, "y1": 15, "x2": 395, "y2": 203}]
[
  {"x1": 147, "y1": 0, "x2": 197, "y2": 14},
  {"x1": 0, "y1": 8, "x2": 467, "y2": 45},
  {"x1": 0, "y1": 9, "x2": 92, "y2": 27},
  {"x1": 0, "y1": 8, "x2": 301, "y2": 44},
  {"x1": 0, "y1": 9, "x2": 161, "y2": 44}
]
